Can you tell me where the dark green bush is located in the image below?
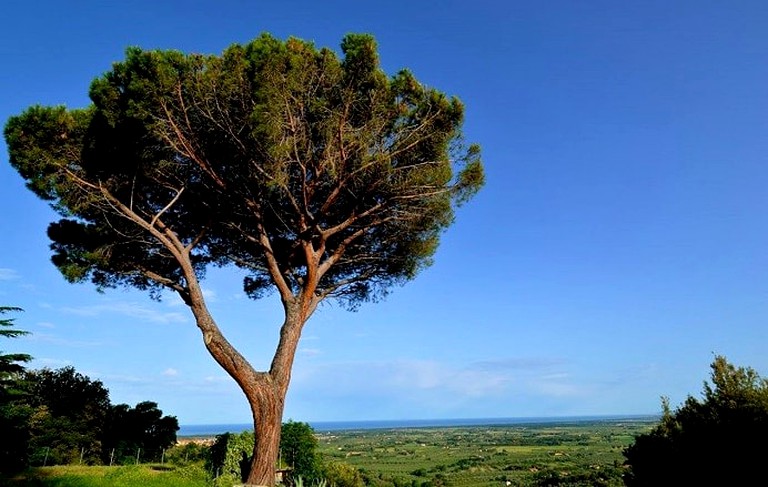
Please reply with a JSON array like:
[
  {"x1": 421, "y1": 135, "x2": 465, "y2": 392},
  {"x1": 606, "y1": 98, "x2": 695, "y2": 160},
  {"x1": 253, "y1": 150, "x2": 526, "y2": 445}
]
[
  {"x1": 206, "y1": 431, "x2": 254, "y2": 483},
  {"x1": 324, "y1": 460, "x2": 365, "y2": 487},
  {"x1": 624, "y1": 356, "x2": 768, "y2": 486}
]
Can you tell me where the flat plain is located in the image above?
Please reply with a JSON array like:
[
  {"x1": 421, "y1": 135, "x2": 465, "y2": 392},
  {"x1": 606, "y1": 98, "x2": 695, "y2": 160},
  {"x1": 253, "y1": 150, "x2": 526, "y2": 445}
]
[{"x1": 316, "y1": 418, "x2": 657, "y2": 486}]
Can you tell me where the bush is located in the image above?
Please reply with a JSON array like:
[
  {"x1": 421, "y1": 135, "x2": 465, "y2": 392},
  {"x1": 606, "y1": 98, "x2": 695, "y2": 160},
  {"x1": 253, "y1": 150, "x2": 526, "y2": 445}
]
[
  {"x1": 0, "y1": 402, "x2": 32, "y2": 473},
  {"x1": 623, "y1": 356, "x2": 768, "y2": 486},
  {"x1": 206, "y1": 421, "x2": 324, "y2": 485},
  {"x1": 323, "y1": 460, "x2": 364, "y2": 487},
  {"x1": 532, "y1": 467, "x2": 622, "y2": 486},
  {"x1": 166, "y1": 441, "x2": 209, "y2": 466},
  {"x1": 206, "y1": 431, "x2": 254, "y2": 482}
]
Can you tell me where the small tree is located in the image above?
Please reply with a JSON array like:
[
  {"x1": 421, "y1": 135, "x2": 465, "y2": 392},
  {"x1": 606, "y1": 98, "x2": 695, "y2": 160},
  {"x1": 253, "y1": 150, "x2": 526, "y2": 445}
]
[
  {"x1": 4, "y1": 33, "x2": 483, "y2": 485},
  {"x1": 623, "y1": 356, "x2": 768, "y2": 486},
  {"x1": 280, "y1": 420, "x2": 321, "y2": 483}
]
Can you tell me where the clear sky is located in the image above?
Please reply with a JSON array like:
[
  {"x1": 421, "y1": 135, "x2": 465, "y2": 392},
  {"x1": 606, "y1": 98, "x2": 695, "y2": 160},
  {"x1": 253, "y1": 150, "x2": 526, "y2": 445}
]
[{"x1": 2, "y1": 1, "x2": 768, "y2": 425}]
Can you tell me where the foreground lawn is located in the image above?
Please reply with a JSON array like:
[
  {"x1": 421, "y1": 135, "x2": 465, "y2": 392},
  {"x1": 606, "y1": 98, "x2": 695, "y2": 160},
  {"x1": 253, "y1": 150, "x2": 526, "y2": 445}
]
[{"x1": 1, "y1": 465, "x2": 210, "y2": 487}]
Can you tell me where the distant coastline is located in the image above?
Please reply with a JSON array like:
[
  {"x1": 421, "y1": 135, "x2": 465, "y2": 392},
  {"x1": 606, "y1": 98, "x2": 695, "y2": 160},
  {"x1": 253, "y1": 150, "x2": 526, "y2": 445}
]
[{"x1": 178, "y1": 414, "x2": 659, "y2": 437}]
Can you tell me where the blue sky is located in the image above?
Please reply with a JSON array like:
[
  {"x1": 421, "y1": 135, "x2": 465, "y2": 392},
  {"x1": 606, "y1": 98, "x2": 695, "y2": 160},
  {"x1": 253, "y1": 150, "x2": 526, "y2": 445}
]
[{"x1": 2, "y1": 1, "x2": 768, "y2": 425}]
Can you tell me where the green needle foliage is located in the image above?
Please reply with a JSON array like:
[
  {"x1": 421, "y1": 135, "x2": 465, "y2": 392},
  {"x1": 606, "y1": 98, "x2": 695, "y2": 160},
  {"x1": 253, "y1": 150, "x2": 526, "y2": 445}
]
[
  {"x1": 5, "y1": 33, "x2": 483, "y2": 485},
  {"x1": 5, "y1": 33, "x2": 483, "y2": 305},
  {"x1": 0, "y1": 307, "x2": 30, "y2": 398}
]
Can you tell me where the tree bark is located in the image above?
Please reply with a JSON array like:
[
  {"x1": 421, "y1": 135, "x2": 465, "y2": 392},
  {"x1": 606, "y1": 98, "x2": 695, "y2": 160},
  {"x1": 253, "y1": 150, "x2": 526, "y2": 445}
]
[
  {"x1": 243, "y1": 305, "x2": 308, "y2": 486},
  {"x1": 185, "y1": 290, "x2": 309, "y2": 487},
  {"x1": 243, "y1": 378, "x2": 283, "y2": 486}
]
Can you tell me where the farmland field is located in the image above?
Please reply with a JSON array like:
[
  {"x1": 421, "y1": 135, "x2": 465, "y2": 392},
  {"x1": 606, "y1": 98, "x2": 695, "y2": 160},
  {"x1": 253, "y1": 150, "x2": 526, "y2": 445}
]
[{"x1": 316, "y1": 418, "x2": 657, "y2": 486}]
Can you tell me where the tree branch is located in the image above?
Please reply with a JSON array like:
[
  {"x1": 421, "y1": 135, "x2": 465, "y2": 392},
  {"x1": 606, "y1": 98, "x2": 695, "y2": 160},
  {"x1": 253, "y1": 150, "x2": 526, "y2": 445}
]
[{"x1": 150, "y1": 186, "x2": 185, "y2": 228}]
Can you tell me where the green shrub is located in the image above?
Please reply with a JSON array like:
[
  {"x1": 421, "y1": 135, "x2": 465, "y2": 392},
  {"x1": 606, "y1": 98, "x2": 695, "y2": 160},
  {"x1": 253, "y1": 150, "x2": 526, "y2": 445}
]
[
  {"x1": 206, "y1": 431, "x2": 254, "y2": 482},
  {"x1": 294, "y1": 477, "x2": 328, "y2": 487},
  {"x1": 323, "y1": 461, "x2": 364, "y2": 487},
  {"x1": 166, "y1": 442, "x2": 209, "y2": 466},
  {"x1": 624, "y1": 356, "x2": 768, "y2": 486}
]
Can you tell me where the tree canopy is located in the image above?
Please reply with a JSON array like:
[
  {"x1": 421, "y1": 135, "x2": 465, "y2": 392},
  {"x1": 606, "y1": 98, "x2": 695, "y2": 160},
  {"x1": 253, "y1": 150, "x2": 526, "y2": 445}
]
[
  {"x1": 623, "y1": 356, "x2": 768, "y2": 486},
  {"x1": 4, "y1": 32, "x2": 483, "y2": 485},
  {"x1": 5, "y1": 33, "x2": 482, "y2": 308}
]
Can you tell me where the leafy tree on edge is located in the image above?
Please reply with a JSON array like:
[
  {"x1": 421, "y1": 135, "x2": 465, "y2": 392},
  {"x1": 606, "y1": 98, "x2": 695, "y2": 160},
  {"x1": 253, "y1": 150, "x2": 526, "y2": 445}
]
[
  {"x1": 623, "y1": 356, "x2": 768, "y2": 486},
  {"x1": 0, "y1": 307, "x2": 30, "y2": 399},
  {"x1": 4, "y1": 33, "x2": 484, "y2": 485}
]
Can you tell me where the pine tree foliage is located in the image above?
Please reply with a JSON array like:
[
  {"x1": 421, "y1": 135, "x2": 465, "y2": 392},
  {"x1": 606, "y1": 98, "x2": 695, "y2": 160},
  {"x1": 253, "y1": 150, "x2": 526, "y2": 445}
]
[
  {"x1": 0, "y1": 307, "x2": 30, "y2": 396},
  {"x1": 4, "y1": 33, "x2": 483, "y2": 308}
]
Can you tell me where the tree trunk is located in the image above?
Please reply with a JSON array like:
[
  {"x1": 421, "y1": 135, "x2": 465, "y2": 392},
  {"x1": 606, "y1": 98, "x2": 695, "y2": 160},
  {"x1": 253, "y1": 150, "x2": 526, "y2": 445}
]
[{"x1": 244, "y1": 380, "x2": 284, "y2": 486}]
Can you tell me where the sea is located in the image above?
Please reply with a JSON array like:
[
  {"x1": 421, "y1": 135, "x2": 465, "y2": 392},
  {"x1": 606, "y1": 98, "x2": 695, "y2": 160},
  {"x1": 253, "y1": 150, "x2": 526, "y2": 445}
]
[{"x1": 178, "y1": 414, "x2": 658, "y2": 437}]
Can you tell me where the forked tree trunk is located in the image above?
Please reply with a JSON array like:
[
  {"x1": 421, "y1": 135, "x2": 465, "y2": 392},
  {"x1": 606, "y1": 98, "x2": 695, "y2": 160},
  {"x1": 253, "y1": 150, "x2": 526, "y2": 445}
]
[
  {"x1": 203, "y1": 335, "x2": 289, "y2": 487},
  {"x1": 190, "y1": 296, "x2": 308, "y2": 487}
]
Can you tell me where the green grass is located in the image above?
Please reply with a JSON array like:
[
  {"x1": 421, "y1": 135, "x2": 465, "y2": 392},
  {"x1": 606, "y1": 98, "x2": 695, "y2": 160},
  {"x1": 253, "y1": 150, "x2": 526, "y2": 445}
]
[{"x1": 2, "y1": 465, "x2": 210, "y2": 487}]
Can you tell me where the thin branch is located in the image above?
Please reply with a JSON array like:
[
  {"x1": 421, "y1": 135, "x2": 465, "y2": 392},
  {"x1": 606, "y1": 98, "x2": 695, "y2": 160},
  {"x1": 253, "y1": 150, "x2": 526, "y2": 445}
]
[
  {"x1": 150, "y1": 186, "x2": 185, "y2": 228},
  {"x1": 139, "y1": 268, "x2": 186, "y2": 295},
  {"x1": 320, "y1": 201, "x2": 385, "y2": 239},
  {"x1": 185, "y1": 226, "x2": 208, "y2": 253}
]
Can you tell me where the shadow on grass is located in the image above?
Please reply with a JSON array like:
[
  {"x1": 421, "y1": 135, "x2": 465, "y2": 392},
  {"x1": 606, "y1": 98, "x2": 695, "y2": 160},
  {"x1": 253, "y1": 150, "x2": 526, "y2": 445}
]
[
  {"x1": 1, "y1": 466, "x2": 118, "y2": 487},
  {"x1": 1, "y1": 468, "x2": 62, "y2": 486}
]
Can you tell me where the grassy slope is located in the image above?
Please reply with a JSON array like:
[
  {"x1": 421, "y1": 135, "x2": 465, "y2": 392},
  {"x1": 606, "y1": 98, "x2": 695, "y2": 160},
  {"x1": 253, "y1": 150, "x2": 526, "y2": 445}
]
[{"x1": 1, "y1": 465, "x2": 210, "y2": 487}]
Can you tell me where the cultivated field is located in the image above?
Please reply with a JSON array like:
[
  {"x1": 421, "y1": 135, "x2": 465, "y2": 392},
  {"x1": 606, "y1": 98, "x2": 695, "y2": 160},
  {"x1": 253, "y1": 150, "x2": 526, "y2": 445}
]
[{"x1": 316, "y1": 418, "x2": 657, "y2": 486}]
